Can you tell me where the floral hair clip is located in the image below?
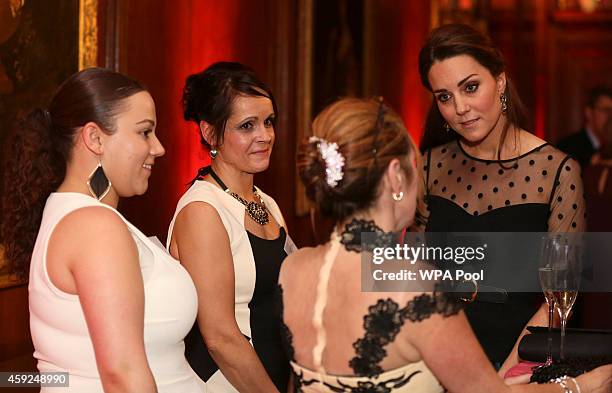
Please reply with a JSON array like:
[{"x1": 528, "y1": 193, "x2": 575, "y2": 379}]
[{"x1": 309, "y1": 136, "x2": 345, "y2": 188}]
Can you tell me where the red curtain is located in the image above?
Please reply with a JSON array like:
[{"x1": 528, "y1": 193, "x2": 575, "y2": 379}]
[{"x1": 120, "y1": 0, "x2": 242, "y2": 238}]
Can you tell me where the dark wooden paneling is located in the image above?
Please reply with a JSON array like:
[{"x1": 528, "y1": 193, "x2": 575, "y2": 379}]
[
  {"x1": 0, "y1": 284, "x2": 35, "y2": 371},
  {"x1": 489, "y1": 1, "x2": 612, "y2": 144},
  {"x1": 548, "y1": 26, "x2": 612, "y2": 140}
]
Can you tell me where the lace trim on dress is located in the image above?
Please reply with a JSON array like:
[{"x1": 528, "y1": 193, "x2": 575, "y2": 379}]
[
  {"x1": 278, "y1": 283, "x2": 462, "y2": 383},
  {"x1": 321, "y1": 370, "x2": 422, "y2": 392},
  {"x1": 277, "y1": 219, "x2": 462, "y2": 390},
  {"x1": 349, "y1": 290, "x2": 462, "y2": 377},
  {"x1": 340, "y1": 219, "x2": 398, "y2": 253},
  {"x1": 276, "y1": 285, "x2": 295, "y2": 361}
]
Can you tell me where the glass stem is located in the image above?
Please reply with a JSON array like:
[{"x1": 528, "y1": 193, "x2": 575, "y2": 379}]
[
  {"x1": 560, "y1": 315, "x2": 567, "y2": 361},
  {"x1": 546, "y1": 303, "x2": 554, "y2": 364}
]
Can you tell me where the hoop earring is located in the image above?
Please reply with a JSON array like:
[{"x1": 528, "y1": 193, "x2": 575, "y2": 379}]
[
  {"x1": 392, "y1": 191, "x2": 404, "y2": 201},
  {"x1": 210, "y1": 148, "x2": 218, "y2": 159},
  {"x1": 500, "y1": 93, "x2": 508, "y2": 113},
  {"x1": 87, "y1": 162, "x2": 111, "y2": 200},
  {"x1": 444, "y1": 123, "x2": 451, "y2": 132}
]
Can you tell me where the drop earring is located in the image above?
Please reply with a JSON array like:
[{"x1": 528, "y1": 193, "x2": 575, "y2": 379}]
[
  {"x1": 87, "y1": 161, "x2": 111, "y2": 200},
  {"x1": 210, "y1": 148, "x2": 218, "y2": 159},
  {"x1": 500, "y1": 93, "x2": 508, "y2": 113},
  {"x1": 392, "y1": 191, "x2": 404, "y2": 201},
  {"x1": 444, "y1": 123, "x2": 451, "y2": 132}
]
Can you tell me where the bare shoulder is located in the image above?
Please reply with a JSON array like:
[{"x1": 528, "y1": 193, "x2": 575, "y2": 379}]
[
  {"x1": 174, "y1": 201, "x2": 226, "y2": 236},
  {"x1": 172, "y1": 201, "x2": 230, "y2": 256},
  {"x1": 56, "y1": 206, "x2": 129, "y2": 239},
  {"x1": 177, "y1": 200, "x2": 222, "y2": 223},
  {"x1": 279, "y1": 245, "x2": 325, "y2": 284},
  {"x1": 281, "y1": 246, "x2": 318, "y2": 271},
  {"x1": 51, "y1": 206, "x2": 136, "y2": 266}
]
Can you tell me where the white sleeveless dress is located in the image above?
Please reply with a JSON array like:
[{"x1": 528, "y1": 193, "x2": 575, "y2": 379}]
[{"x1": 29, "y1": 192, "x2": 206, "y2": 392}]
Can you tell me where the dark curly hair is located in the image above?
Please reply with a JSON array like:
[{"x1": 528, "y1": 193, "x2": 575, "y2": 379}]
[
  {"x1": 298, "y1": 97, "x2": 421, "y2": 221},
  {"x1": 182, "y1": 61, "x2": 277, "y2": 150},
  {"x1": 1, "y1": 67, "x2": 146, "y2": 279},
  {"x1": 418, "y1": 24, "x2": 526, "y2": 154}
]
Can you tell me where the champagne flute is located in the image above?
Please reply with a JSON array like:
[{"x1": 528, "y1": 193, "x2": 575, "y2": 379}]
[
  {"x1": 551, "y1": 241, "x2": 581, "y2": 361},
  {"x1": 538, "y1": 237, "x2": 557, "y2": 366}
]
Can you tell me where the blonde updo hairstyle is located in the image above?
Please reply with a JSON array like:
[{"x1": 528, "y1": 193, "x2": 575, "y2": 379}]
[{"x1": 298, "y1": 97, "x2": 421, "y2": 221}]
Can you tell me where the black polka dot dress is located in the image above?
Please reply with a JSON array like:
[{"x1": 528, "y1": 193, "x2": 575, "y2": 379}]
[{"x1": 416, "y1": 140, "x2": 586, "y2": 365}]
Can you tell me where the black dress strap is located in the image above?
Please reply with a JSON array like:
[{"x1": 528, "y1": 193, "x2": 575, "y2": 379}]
[
  {"x1": 209, "y1": 169, "x2": 229, "y2": 191},
  {"x1": 190, "y1": 166, "x2": 211, "y2": 185},
  {"x1": 202, "y1": 167, "x2": 258, "y2": 194}
]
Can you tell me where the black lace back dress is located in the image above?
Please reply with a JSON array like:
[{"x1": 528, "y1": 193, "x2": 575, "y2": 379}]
[
  {"x1": 278, "y1": 223, "x2": 464, "y2": 393},
  {"x1": 417, "y1": 140, "x2": 586, "y2": 366}
]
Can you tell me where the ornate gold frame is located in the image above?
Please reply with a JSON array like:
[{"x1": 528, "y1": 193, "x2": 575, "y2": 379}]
[{"x1": 79, "y1": 0, "x2": 98, "y2": 69}]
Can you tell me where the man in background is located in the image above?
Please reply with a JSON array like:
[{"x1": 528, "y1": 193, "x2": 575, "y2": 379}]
[
  {"x1": 558, "y1": 85, "x2": 612, "y2": 167},
  {"x1": 560, "y1": 85, "x2": 612, "y2": 329}
]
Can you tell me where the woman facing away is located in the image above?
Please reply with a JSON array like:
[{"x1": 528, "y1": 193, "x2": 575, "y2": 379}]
[
  {"x1": 167, "y1": 61, "x2": 290, "y2": 393},
  {"x1": 278, "y1": 97, "x2": 611, "y2": 393},
  {"x1": 414, "y1": 24, "x2": 586, "y2": 374},
  {"x1": 1, "y1": 68, "x2": 206, "y2": 392}
]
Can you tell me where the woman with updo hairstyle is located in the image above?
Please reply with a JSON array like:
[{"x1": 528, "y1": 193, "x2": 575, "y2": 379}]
[
  {"x1": 278, "y1": 97, "x2": 611, "y2": 393},
  {"x1": 300, "y1": 98, "x2": 421, "y2": 222},
  {"x1": 167, "y1": 61, "x2": 290, "y2": 392},
  {"x1": 415, "y1": 24, "x2": 587, "y2": 374},
  {"x1": 1, "y1": 68, "x2": 205, "y2": 392}
]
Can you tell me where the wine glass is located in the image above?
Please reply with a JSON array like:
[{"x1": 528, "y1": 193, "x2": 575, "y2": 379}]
[
  {"x1": 538, "y1": 237, "x2": 558, "y2": 366},
  {"x1": 551, "y1": 240, "x2": 582, "y2": 361}
]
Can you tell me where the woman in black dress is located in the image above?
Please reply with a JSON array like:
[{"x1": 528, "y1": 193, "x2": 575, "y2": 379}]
[{"x1": 414, "y1": 24, "x2": 586, "y2": 374}]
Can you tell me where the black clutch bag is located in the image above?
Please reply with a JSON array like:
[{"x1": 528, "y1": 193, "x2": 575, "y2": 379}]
[{"x1": 519, "y1": 327, "x2": 612, "y2": 362}]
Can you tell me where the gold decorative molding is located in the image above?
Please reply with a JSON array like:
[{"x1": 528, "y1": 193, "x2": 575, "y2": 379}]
[{"x1": 79, "y1": 0, "x2": 98, "y2": 69}]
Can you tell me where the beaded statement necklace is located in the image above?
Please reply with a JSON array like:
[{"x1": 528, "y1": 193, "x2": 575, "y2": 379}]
[{"x1": 209, "y1": 169, "x2": 270, "y2": 226}]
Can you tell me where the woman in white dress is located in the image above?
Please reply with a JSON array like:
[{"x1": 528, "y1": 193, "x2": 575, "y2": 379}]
[
  {"x1": 167, "y1": 62, "x2": 290, "y2": 393},
  {"x1": 1, "y1": 68, "x2": 205, "y2": 393},
  {"x1": 279, "y1": 97, "x2": 612, "y2": 393}
]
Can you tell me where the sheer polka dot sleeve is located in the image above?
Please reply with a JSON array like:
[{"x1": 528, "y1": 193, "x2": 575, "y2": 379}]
[
  {"x1": 412, "y1": 188, "x2": 429, "y2": 232},
  {"x1": 548, "y1": 157, "x2": 586, "y2": 232},
  {"x1": 410, "y1": 150, "x2": 431, "y2": 233}
]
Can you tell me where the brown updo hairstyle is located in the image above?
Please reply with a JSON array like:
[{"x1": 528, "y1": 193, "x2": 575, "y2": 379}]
[
  {"x1": 298, "y1": 97, "x2": 421, "y2": 221},
  {"x1": 418, "y1": 24, "x2": 526, "y2": 153},
  {"x1": 182, "y1": 61, "x2": 277, "y2": 150},
  {"x1": 1, "y1": 67, "x2": 146, "y2": 279}
]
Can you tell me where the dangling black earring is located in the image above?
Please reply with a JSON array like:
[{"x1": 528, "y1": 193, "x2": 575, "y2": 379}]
[{"x1": 87, "y1": 162, "x2": 111, "y2": 200}]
